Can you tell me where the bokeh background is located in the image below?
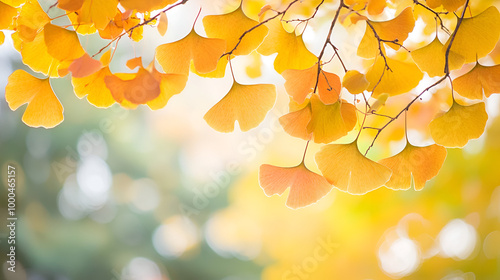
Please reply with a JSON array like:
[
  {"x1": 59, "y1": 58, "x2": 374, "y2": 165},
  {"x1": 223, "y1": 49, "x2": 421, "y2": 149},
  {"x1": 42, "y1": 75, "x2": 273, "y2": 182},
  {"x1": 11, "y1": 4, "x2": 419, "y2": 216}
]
[{"x1": 1, "y1": 0, "x2": 500, "y2": 279}]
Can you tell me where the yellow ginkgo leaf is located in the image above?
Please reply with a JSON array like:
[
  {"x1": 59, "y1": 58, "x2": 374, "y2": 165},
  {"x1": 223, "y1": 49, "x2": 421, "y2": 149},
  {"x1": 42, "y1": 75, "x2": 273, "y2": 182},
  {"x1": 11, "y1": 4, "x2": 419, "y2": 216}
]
[
  {"x1": 427, "y1": 0, "x2": 466, "y2": 12},
  {"x1": 315, "y1": 141, "x2": 392, "y2": 194},
  {"x1": 203, "y1": 5, "x2": 268, "y2": 56},
  {"x1": 44, "y1": 23, "x2": 86, "y2": 61},
  {"x1": 190, "y1": 56, "x2": 229, "y2": 78},
  {"x1": 379, "y1": 142, "x2": 447, "y2": 191},
  {"x1": 245, "y1": 51, "x2": 263, "y2": 78},
  {"x1": 444, "y1": 6, "x2": 500, "y2": 64},
  {"x1": 19, "y1": 31, "x2": 67, "y2": 77},
  {"x1": 16, "y1": 0, "x2": 50, "y2": 42},
  {"x1": 72, "y1": 66, "x2": 115, "y2": 108},
  {"x1": 67, "y1": 12, "x2": 97, "y2": 35},
  {"x1": 78, "y1": 0, "x2": 118, "y2": 30},
  {"x1": 104, "y1": 67, "x2": 161, "y2": 105},
  {"x1": 119, "y1": 0, "x2": 176, "y2": 12},
  {"x1": 155, "y1": 29, "x2": 226, "y2": 76},
  {"x1": 429, "y1": 101, "x2": 488, "y2": 148},
  {"x1": 257, "y1": 20, "x2": 316, "y2": 74},
  {"x1": 0, "y1": 31, "x2": 4, "y2": 45},
  {"x1": 358, "y1": 7, "x2": 415, "y2": 58},
  {"x1": 307, "y1": 95, "x2": 357, "y2": 144},
  {"x1": 157, "y1": 12, "x2": 168, "y2": 36},
  {"x1": 0, "y1": 1, "x2": 17, "y2": 30},
  {"x1": 411, "y1": 37, "x2": 465, "y2": 77},
  {"x1": 342, "y1": 70, "x2": 369, "y2": 95},
  {"x1": 5, "y1": 70, "x2": 64, "y2": 128},
  {"x1": 282, "y1": 65, "x2": 341, "y2": 104},
  {"x1": 259, "y1": 163, "x2": 333, "y2": 209},
  {"x1": 454, "y1": 63, "x2": 500, "y2": 99},
  {"x1": 366, "y1": 56, "x2": 423, "y2": 97},
  {"x1": 1, "y1": 0, "x2": 25, "y2": 7},
  {"x1": 147, "y1": 67, "x2": 188, "y2": 110},
  {"x1": 204, "y1": 81, "x2": 276, "y2": 132},
  {"x1": 279, "y1": 102, "x2": 313, "y2": 141}
]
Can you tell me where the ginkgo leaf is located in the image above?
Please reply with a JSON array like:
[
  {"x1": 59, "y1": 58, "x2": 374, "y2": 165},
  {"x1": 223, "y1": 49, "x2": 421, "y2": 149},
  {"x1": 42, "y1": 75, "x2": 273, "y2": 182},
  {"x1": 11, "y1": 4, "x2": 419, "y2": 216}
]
[
  {"x1": 379, "y1": 142, "x2": 447, "y2": 190},
  {"x1": 0, "y1": 31, "x2": 4, "y2": 45},
  {"x1": 78, "y1": 0, "x2": 118, "y2": 30},
  {"x1": 259, "y1": 163, "x2": 333, "y2": 209},
  {"x1": 426, "y1": 0, "x2": 466, "y2": 11},
  {"x1": 454, "y1": 63, "x2": 500, "y2": 99},
  {"x1": 203, "y1": 5, "x2": 268, "y2": 56},
  {"x1": 126, "y1": 57, "x2": 143, "y2": 70},
  {"x1": 315, "y1": 141, "x2": 392, "y2": 194},
  {"x1": 342, "y1": 70, "x2": 369, "y2": 95},
  {"x1": 366, "y1": 56, "x2": 423, "y2": 97},
  {"x1": 119, "y1": 0, "x2": 176, "y2": 12},
  {"x1": 147, "y1": 66, "x2": 188, "y2": 110},
  {"x1": 157, "y1": 12, "x2": 168, "y2": 36},
  {"x1": 68, "y1": 53, "x2": 102, "y2": 78},
  {"x1": 19, "y1": 31, "x2": 67, "y2": 77},
  {"x1": 72, "y1": 66, "x2": 115, "y2": 108},
  {"x1": 44, "y1": 23, "x2": 86, "y2": 61},
  {"x1": 16, "y1": 0, "x2": 50, "y2": 42},
  {"x1": 358, "y1": 7, "x2": 415, "y2": 58},
  {"x1": 245, "y1": 51, "x2": 263, "y2": 78},
  {"x1": 104, "y1": 67, "x2": 161, "y2": 105},
  {"x1": 0, "y1": 1, "x2": 17, "y2": 30},
  {"x1": 190, "y1": 55, "x2": 229, "y2": 78},
  {"x1": 282, "y1": 65, "x2": 341, "y2": 104},
  {"x1": 429, "y1": 101, "x2": 488, "y2": 148},
  {"x1": 257, "y1": 20, "x2": 316, "y2": 73},
  {"x1": 155, "y1": 29, "x2": 226, "y2": 75},
  {"x1": 307, "y1": 95, "x2": 357, "y2": 144},
  {"x1": 411, "y1": 37, "x2": 465, "y2": 77},
  {"x1": 5, "y1": 70, "x2": 63, "y2": 128},
  {"x1": 67, "y1": 12, "x2": 97, "y2": 35},
  {"x1": 58, "y1": 0, "x2": 84, "y2": 11},
  {"x1": 1, "y1": 0, "x2": 25, "y2": 7},
  {"x1": 204, "y1": 81, "x2": 276, "y2": 132},
  {"x1": 279, "y1": 102, "x2": 313, "y2": 141},
  {"x1": 444, "y1": 6, "x2": 500, "y2": 64}
]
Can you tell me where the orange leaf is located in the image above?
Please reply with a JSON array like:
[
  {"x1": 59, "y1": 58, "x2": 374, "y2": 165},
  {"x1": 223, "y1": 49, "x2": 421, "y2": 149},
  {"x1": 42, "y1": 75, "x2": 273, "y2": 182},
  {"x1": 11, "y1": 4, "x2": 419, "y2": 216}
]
[
  {"x1": 203, "y1": 5, "x2": 269, "y2": 56},
  {"x1": 157, "y1": 12, "x2": 168, "y2": 36},
  {"x1": 204, "y1": 81, "x2": 276, "y2": 132},
  {"x1": 429, "y1": 101, "x2": 488, "y2": 148},
  {"x1": 72, "y1": 66, "x2": 115, "y2": 108},
  {"x1": 16, "y1": 0, "x2": 50, "y2": 42},
  {"x1": 155, "y1": 29, "x2": 226, "y2": 75},
  {"x1": 282, "y1": 65, "x2": 340, "y2": 104},
  {"x1": 18, "y1": 31, "x2": 68, "y2": 77},
  {"x1": 379, "y1": 143, "x2": 447, "y2": 191},
  {"x1": 58, "y1": 0, "x2": 84, "y2": 11},
  {"x1": 68, "y1": 53, "x2": 103, "y2": 78},
  {"x1": 454, "y1": 63, "x2": 500, "y2": 99},
  {"x1": 257, "y1": 20, "x2": 316, "y2": 73},
  {"x1": 307, "y1": 95, "x2": 357, "y2": 144},
  {"x1": 259, "y1": 163, "x2": 333, "y2": 209},
  {"x1": 279, "y1": 102, "x2": 313, "y2": 141},
  {"x1": 104, "y1": 67, "x2": 161, "y2": 105},
  {"x1": 5, "y1": 70, "x2": 63, "y2": 128},
  {"x1": 315, "y1": 141, "x2": 392, "y2": 194},
  {"x1": 126, "y1": 57, "x2": 143, "y2": 70}
]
